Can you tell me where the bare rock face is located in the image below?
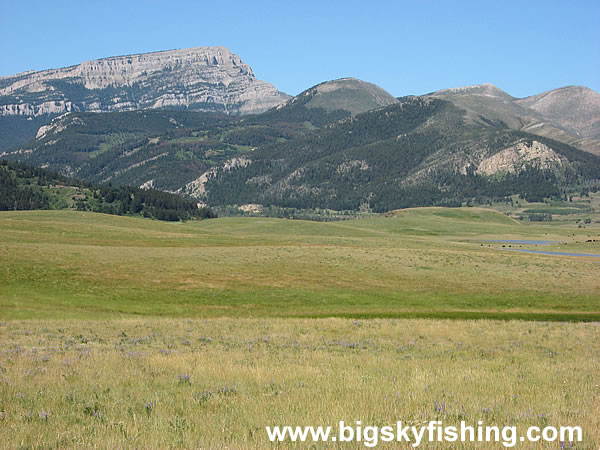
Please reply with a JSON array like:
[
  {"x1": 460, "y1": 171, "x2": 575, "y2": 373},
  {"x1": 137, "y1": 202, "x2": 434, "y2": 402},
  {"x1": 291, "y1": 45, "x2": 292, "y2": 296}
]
[
  {"x1": 0, "y1": 46, "x2": 290, "y2": 117},
  {"x1": 476, "y1": 140, "x2": 565, "y2": 175},
  {"x1": 178, "y1": 156, "x2": 252, "y2": 198}
]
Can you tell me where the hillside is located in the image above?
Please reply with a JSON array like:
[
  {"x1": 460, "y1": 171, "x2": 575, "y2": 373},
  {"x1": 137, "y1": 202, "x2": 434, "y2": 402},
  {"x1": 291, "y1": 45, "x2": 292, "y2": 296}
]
[
  {"x1": 1, "y1": 78, "x2": 398, "y2": 193},
  {"x1": 0, "y1": 159, "x2": 215, "y2": 221},
  {"x1": 204, "y1": 97, "x2": 600, "y2": 211},
  {"x1": 0, "y1": 46, "x2": 290, "y2": 150},
  {"x1": 0, "y1": 107, "x2": 336, "y2": 191},
  {"x1": 429, "y1": 84, "x2": 600, "y2": 155}
]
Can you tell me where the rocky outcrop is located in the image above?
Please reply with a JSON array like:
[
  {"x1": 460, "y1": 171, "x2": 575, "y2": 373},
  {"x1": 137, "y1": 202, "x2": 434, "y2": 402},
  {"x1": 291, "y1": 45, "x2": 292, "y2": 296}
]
[
  {"x1": 179, "y1": 156, "x2": 252, "y2": 198},
  {"x1": 35, "y1": 113, "x2": 76, "y2": 139},
  {"x1": 0, "y1": 46, "x2": 290, "y2": 117},
  {"x1": 476, "y1": 140, "x2": 565, "y2": 175}
]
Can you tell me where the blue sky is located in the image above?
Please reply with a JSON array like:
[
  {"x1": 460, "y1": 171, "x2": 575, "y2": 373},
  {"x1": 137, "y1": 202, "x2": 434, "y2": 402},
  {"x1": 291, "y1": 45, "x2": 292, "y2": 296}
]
[{"x1": 1, "y1": 0, "x2": 598, "y2": 98}]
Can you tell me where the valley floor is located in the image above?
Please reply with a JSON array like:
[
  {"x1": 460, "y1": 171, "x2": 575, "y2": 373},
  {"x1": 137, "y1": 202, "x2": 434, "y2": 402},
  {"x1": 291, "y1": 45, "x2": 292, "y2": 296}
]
[
  {"x1": 0, "y1": 208, "x2": 598, "y2": 321},
  {"x1": 0, "y1": 208, "x2": 598, "y2": 447}
]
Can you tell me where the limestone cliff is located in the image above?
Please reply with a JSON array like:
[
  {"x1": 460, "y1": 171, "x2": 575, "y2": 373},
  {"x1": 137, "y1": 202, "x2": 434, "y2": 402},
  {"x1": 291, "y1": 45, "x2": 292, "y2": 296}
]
[{"x1": 0, "y1": 46, "x2": 290, "y2": 117}]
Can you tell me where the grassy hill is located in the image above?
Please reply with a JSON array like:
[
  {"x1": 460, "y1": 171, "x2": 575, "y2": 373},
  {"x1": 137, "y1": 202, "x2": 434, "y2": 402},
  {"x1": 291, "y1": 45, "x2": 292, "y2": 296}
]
[{"x1": 1, "y1": 208, "x2": 598, "y2": 321}]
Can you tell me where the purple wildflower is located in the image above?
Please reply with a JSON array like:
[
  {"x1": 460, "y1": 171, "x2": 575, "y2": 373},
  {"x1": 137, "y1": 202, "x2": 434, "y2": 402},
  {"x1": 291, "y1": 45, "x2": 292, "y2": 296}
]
[
  {"x1": 178, "y1": 374, "x2": 191, "y2": 384},
  {"x1": 193, "y1": 390, "x2": 213, "y2": 404},
  {"x1": 217, "y1": 386, "x2": 237, "y2": 396}
]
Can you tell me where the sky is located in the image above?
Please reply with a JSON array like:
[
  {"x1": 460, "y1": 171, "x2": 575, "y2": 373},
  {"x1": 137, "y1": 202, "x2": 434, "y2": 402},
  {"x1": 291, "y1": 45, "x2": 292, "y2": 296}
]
[{"x1": 1, "y1": 0, "x2": 598, "y2": 98}]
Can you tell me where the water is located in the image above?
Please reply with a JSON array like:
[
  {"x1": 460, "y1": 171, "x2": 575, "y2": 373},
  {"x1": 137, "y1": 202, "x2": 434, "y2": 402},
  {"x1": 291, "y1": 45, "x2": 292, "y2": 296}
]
[
  {"x1": 485, "y1": 239, "x2": 557, "y2": 245},
  {"x1": 499, "y1": 248, "x2": 600, "y2": 258}
]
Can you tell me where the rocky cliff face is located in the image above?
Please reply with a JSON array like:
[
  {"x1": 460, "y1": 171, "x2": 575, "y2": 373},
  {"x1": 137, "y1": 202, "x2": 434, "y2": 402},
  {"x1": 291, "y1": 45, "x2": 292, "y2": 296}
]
[
  {"x1": 475, "y1": 140, "x2": 565, "y2": 175},
  {"x1": 0, "y1": 46, "x2": 290, "y2": 117}
]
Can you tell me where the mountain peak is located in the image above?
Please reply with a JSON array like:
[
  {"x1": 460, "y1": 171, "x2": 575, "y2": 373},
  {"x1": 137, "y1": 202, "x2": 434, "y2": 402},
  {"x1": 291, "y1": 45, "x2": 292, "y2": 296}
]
[
  {"x1": 518, "y1": 85, "x2": 600, "y2": 111},
  {"x1": 428, "y1": 83, "x2": 600, "y2": 155},
  {"x1": 0, "y1": 46, "x2": 289, "y2": 117},
  {"x1": 431, "y1": 83, "x2": 513, "y2": 100},
  {"x1": 516, "y1": 85, "x2": 600, "y2": 138},
  {"x1": 294, "y1": 77, "x2": 399, "y2": 115}
]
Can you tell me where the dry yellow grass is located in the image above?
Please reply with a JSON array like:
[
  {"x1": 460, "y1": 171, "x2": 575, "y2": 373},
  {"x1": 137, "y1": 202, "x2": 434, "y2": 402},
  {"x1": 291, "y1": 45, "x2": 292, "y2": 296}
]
[{"x1": 0, "y1": 318, "x2": 598, "y2": 448}]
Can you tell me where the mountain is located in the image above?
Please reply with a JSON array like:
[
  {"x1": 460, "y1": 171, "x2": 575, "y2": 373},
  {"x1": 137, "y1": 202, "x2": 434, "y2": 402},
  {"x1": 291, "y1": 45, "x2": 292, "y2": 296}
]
[
  {"x1": 288, "y1": 77, "x2": 399, "y2": 115},
  {"x1": 203, "y1": 97, "x2": 600, "y2": 211},
  {"x1": 429, "y1": 84, "x2": 600, "y2": 156},
  {"x1": 2, "y1": 77, "x2": 599, "y2": 213},
  {"x1": 252, "y1": 77, "x2": 399, "y2": 128},
  {"x1": 0, "y1": 46, "x2": 290, "y2": 150},
  {"x1": 516, "y1": 86, "x2": 600, "y2": 152},
  {"x1": 2, "y1": 77, "x2": 399, "y2": 192}
]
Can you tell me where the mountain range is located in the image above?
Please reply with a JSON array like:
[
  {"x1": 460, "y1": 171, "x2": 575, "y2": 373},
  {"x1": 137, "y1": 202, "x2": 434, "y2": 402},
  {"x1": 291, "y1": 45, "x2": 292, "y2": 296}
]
[{"x1": 1, "y1": 46, "x2": 599, "y2": 213}]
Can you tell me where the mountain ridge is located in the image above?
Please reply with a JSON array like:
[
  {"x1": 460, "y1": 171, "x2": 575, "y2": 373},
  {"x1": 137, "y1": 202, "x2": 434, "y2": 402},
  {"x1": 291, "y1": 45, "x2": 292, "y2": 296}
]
[
  {"x1": 430, "y1": 83, "x2": 515, "y2": 101},
  {"x1": 1, "y1": 46, "x2": 599, "y2": 213},
  {"x1": 428, "y1": 83, "x2": 600, "y2": 155},
  {"x1": 0, "y1": 46, "x2": 289, "y2": 116},
  {"x1": 202, "y1": 95, "x2": 600, "y2": 211}
]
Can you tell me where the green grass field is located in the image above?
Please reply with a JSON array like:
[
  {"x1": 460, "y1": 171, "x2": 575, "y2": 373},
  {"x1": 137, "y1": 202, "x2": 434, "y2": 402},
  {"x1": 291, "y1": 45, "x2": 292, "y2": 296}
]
[
  {"x1": 1, "y1": 209, "x2": 599, "y2": 447},
  {"x1": 1, "y1": 208, "x2": 599, "y2": 321}
]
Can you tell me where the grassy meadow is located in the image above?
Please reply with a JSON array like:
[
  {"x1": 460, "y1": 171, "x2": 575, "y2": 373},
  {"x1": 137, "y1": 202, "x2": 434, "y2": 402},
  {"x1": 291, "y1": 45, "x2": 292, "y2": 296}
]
[
  {"x1": 1, "y1": 208, "x2": 599, "y2": 321},
  {"x1": 1, "y1": 208, "x2": 599, "y2": 447}
]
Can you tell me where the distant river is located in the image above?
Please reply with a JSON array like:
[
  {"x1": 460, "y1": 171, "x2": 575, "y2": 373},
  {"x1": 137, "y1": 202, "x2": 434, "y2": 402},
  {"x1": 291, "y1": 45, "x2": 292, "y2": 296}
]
[
  {"x1": 499, "y1": 248, "x2": 600, "y2": 258},
  {"x1": 481, "y1": 240, "x2": 600, "y2": 257},
  {"x1": 486, "y1": 239, "x2": 557, "y2": 245}
]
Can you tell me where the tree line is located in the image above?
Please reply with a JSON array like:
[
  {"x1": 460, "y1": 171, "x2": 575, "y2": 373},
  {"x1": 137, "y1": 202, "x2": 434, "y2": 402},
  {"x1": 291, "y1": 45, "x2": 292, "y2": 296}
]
[{"x1": 0, "y1": 160, "x2": 216, "y2": 221}]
